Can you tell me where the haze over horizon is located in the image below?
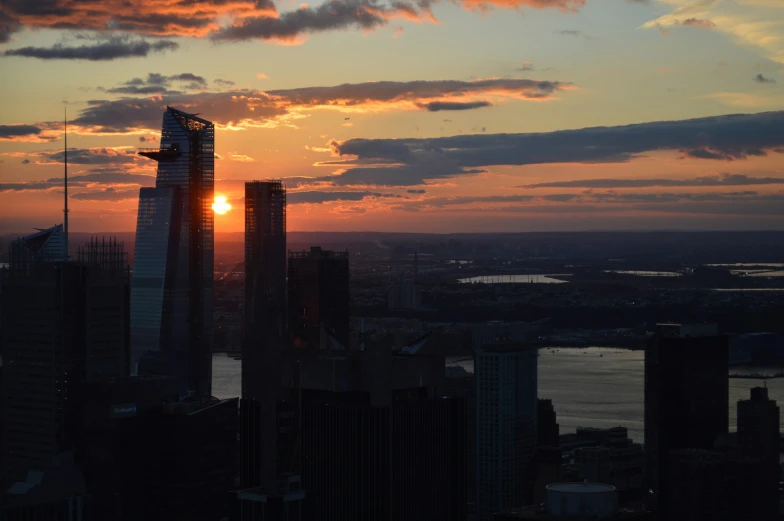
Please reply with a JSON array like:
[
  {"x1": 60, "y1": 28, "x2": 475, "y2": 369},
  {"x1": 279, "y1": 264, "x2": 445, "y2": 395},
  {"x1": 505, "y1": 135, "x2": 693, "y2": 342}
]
[{"x1": 2, "y1": 0, "x2": 784, "y2": 234}]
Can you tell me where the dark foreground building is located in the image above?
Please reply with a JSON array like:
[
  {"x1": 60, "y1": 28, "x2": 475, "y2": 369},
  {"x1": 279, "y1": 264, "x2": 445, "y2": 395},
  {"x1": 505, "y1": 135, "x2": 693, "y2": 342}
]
[
  {"x1": 288, "y1": 247, "x2": 350, "y2": 350},
  {"x1": 77, "y1": 376, "x2": 237, "y2": 521},
  {"x1": 644, "y1": 323, "x2": 729, "y2": 519},
  {"x1": 2, "y1": 235, "x2": 129, "y2": 486},
  {"x1": 298, "y1": 345, "x2": 466, "y2": 521},
  {"x1": 737, "y1": 387, "x2": 780, "y2": 521}
]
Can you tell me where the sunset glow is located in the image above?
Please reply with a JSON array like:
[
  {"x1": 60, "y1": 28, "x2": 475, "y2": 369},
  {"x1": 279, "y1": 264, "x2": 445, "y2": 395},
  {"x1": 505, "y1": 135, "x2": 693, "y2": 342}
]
[{"x1": 212, "y1": 195, "x2": 231, "y2": 215}]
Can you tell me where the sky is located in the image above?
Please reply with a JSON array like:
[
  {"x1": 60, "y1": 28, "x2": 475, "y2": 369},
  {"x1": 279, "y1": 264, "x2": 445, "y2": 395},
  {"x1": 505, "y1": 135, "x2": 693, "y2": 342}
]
[{"x1": 1, "y1": 0, "x2": 783, "y2": 234}]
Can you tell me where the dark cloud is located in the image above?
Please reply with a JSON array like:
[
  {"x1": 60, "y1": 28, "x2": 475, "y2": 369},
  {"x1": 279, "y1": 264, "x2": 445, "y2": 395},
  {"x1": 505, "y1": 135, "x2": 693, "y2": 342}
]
[
  {"x1": 326, "y1": 111, "x2": 784, "y2": 186},
  {"x1": 681, "y1": 18, "x2": 715, "y2": 29},
  {"x1": 288, "y1": 190, "x2": 401, "y2": 204},
  {"x1": 106, "y1": 72, "x2": 208, "y2": 94},
  {"x1": 0, "y1": 171, "x2": 154, "y2": 193},
  {"x1": 1, "y1": 0, "x2": 584, "y2": 48},
  {"x1": 0, "y1": 0, "x2": 277, "y2": 40},
  {"x1": 3, "y1": 38, "x2": 179, "y2": 61},
  {"x1": 70, "y1": 188, "x2": 140, "y2": 201},
  {"x1": 268, "y1": 78, "x2": 568, "y2": 105},
  {"x1": 0, "y1": 124, "x2": 43, "y2": 139},
  {"x1": 416, "y1": 100, "x2": 492, "y2": 111},
  {"x1": 556, "y1": 29, "x2": 592, "y2": 39},
  {"x1": 754, "y1": 74, "x2": 776, "y2": 84},
  {"x1": 210, "y1": 0, "x2": 412, "y2": 42},
  {"x1": 65, "y1": 77, "x2": 571, "y2": 133},
  {"x1": 39, "y1": 148, "x2": 139, "y2": 165},
  {"x1": 214, "y1": 78, "x2": 236, "y2": 86},
  {"x1": 521, "y1": 173, "x2": 784, "y2": 189},
  {"x1": 21, "y1": 159, "x2": 30, "y2": 164},
  {"x1": 407, "y1": 189, "x2": 426, "y2": 194},
  {"x1": 395, "y1": 191, "x2": 784, "y2": 217}
]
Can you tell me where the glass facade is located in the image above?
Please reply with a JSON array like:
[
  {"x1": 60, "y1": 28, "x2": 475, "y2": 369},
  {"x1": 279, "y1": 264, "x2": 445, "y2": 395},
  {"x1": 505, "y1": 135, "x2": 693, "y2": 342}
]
[
  {"x1": 131, "y1": 107, "x2": 214, "y2": 396},
  {"x1": 476, "y1": 346, "x2": 538, "y2": 521}
]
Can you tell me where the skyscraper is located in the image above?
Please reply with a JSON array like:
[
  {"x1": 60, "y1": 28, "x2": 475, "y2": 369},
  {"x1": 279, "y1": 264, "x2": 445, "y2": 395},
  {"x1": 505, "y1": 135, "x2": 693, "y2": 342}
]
[
  {"x1": 240, "y1": 181, "x2": 303, "y2": 520},
  {"x1": 644, "y1": 323, "x2": 729, "y2": 519},
  {"x1": 2, "y1": 236, "x2": 129, "y2": 483},
  {"x1": 288, "y1": 246, "x2": 350, "y2": 349},
  {"x1": 243, "y1": 180, "x2": 287, "y2": 398},
  {"x1": 476, "y1": 344, "x2": 538, "y2": 521},
  {"x1": 737, "y1": 387, "x2": 780, "y2": 521},
  {"x1": 131, "y1": 106, "x2": 215, "y2": 397}
]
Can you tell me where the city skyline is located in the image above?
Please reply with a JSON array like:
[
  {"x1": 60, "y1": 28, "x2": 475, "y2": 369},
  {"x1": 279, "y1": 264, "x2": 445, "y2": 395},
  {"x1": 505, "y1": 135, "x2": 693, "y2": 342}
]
[{"x1": 2, "y1": 0, "x2": 784, "y2": 234}]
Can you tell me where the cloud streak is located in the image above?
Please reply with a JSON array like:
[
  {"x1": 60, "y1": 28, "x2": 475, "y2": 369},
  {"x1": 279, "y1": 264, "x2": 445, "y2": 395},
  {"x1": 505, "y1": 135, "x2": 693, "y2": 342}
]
[
  {"x1": 49, "y1": 77, "x2": 571, "y2": 134},
  {"x1": 3, "y1": 37, "x2": 178, "y2": 61},
  {"x1": 520, "y1": 173, "x2": 784, "y2": 189},
  {"x1": 325, "y1": 111, "x2": 784, "y2": 186}
]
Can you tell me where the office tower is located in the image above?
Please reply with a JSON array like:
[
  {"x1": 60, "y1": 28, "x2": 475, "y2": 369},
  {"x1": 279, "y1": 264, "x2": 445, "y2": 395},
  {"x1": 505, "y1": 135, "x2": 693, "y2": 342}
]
[
  {"x1": 288, "y1": 246, "x2": 349, "y2": 349},
  {"x1": 560, "y1": 427, "x2": 644, "y2": 499},
  {"x1": 243, "y1": 180, "x2": 287, "y2": 397},
  {"x1": 240, "y1": 181, "x2": 303, "y2": 520},
  {"x1": 537, "y1": 399, "x2": 559, "y2": 447},
  {"x1": 131, "y1": 106, "x2": 215, "y2": 397},
  {"x1": 441, "y1": 365, "x2": 477, "y2": 505},
  {"x1": 76, "y1": 376, "x2": 236, "y2": 521},
  {"x1": 2, "y1": 236, "x2": 129, "y2": 484},
  {"x1": 737, "y1": 387, "x2": 779, "y2": 521},
  {"x1": 298, "y1": 344, "x2": 465, "y2": 521},
  {"x1": 644, "y1": 323, "x2": 729, "y2": 519},
  {"x1": 666, "y1": 448, "x2": 761, "y2": 521},
  {"x1": 476, "y1": 345, "x2": 538, "y2": 521}
]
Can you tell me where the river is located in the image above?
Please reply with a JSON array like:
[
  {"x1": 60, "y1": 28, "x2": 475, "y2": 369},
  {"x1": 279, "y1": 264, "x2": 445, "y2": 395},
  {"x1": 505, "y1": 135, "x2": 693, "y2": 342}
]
[{"x1": 211, "y1": 347, "x2": 783, "y2": 444}]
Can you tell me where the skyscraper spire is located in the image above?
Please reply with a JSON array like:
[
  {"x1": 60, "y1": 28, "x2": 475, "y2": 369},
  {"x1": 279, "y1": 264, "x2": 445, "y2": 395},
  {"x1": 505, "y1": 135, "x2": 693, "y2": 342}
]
[{"x1": 63, "y1": 107, "x2": 69, "y2": 260}]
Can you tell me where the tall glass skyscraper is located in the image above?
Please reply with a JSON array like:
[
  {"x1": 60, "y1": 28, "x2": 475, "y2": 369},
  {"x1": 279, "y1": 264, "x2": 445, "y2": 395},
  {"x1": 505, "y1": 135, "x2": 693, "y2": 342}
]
[{"x1": 131, "y1": 107, "x2": 215, "y2": 397}]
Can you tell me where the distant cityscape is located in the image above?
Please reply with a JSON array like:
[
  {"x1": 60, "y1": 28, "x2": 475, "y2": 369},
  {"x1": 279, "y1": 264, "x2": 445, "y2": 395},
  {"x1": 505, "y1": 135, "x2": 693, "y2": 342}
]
[{"x1": 0, "y1": 107, "x2": 782, "y2": 521}]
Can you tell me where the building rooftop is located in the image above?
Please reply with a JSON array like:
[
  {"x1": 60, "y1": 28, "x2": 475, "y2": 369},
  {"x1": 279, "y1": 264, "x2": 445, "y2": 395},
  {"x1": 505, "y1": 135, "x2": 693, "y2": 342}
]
[{"x1": 547, "y1": 482, "x2": 616, "y2": 494}]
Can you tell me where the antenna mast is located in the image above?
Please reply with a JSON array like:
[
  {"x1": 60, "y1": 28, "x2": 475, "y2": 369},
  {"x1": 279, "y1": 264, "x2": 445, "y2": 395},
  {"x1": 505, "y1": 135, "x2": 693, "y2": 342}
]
[{"x1": 64, "y1": 108, "x2": 69, "y2": 260}]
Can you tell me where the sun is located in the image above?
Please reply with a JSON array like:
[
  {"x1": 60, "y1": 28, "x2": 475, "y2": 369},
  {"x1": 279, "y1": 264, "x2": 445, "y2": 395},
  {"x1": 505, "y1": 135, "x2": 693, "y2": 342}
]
[{"x1": 212, "y1": 195, "x2": 231, "y2": 215}]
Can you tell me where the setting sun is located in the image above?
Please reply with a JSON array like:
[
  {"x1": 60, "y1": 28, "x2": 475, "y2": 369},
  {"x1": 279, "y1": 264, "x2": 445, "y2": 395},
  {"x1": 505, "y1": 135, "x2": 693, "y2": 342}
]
[{"x1": 212, "y1": 195, "x2": 231, "y2": 215}]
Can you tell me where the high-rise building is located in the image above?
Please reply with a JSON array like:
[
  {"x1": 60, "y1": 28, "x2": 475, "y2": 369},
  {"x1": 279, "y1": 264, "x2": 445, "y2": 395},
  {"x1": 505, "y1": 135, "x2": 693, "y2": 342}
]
[
  {"x1": 737, "y1": 387, "x2": 779, "y2": 521},
  {"x1": 243, "y1": 180, "x2": 287, "y2": 398},
  {"x1": 440, "y1": 365, "x2": 477, "y2": 505},
  {"x1": 240, "y1": 180, "x2": 303, "y2": 520},
  {"x1": 2, "y1": 236, "x2": 129, "y2": 484},
  {"x1": 76, "y1": 376, "x2": 237, "y2": 521},
  {"x1": 131, "y1": 106, "x2": 215, "y2": 397},
  {"x1": 644, "y1": 323, "x2": 729, "y2": 518},
  {"x1": 288, "y1": 247, "x2": 350, "y2": 350},
  {"x1": 537, "y1": 399, "x2": 560, "y2": 447},
  {"x1": 298, "y1": 344, "x2": 465, "y2": 521},
  {"x1": 476, "y1": 344, "x2": 538, "y2": 521}
]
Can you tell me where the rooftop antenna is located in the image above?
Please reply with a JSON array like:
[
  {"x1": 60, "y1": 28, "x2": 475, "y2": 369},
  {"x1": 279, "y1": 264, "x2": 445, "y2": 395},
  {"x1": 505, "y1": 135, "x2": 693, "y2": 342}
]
[{"x1": 63, "y1": 107, "x2": 69, "y2": 260}]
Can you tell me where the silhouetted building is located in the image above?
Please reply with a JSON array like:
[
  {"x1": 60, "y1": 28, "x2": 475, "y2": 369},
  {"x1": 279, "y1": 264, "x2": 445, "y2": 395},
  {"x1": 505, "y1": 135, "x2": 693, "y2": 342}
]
[
  {"x1": 2, "y1": 236, "x2": 129, "y2": 485},
  {"x1": 737, "y1": 387, "x2": 779, "y2": 521},
  {"x1": 440, "y1": 365, "x2": 477, "y2": 505},
  {"x1": 667, "y1": 447, "x2": 763, "y2": 521},
  {"x1": 1, "y1": 453, "x2": 90, "y2": 521},
  {"x1": 528, "y1": 447, "x2": 562, "y2": 505},
  {"x1": 644, "y1": 323, "x2": 728, "y2": 518},
  {"x1": 297, "y1": 345, "x2": 465, "y2": 521},
  {"x1": 476, "y1": 344, "x2": 538, "y2": 521},
  {"x1": 288, "y1": 247, "x2": 349, "y2": 350},
  {"x1": 132, "y1": 107, "x2": 215, "y2": 397},
  {"x1": 538, "y1": 399, "x2": 559, "y2": 447},
  {"x1": 561, "y1": 427, "x2": 643, "y2": 499},
  {"x1": 387, "y1": 273, "x2": 421, "y2": 310},
  {"x1": 240, "y1": 180, "x2": 303, "y2": 521},
  {"x1": 72, "y1": 374, "x2": 236, "y2": 521}
]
